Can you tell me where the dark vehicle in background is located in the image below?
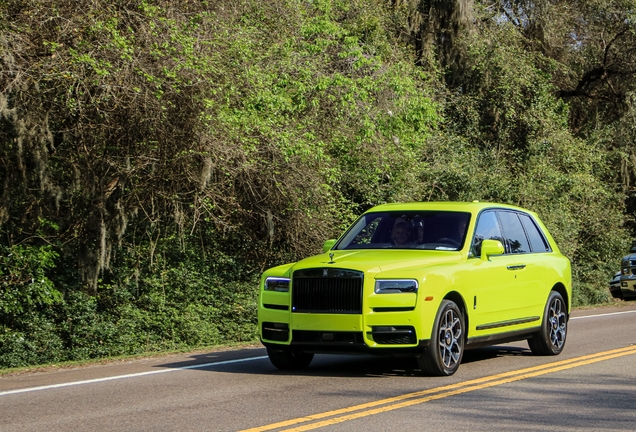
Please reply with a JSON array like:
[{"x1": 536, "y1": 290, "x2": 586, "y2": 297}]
[
  {"x1": 609, "y1": 272, "x2": 622, "y2": 299},
  {"x1": 611, "y1": 244, "x2": 636, "y2": 300}
]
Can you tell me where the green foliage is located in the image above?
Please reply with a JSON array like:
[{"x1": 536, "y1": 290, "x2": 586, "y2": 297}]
[
  {"x1": 0, "y1": 238, "x2": 258, "y2": 368},
  {"x1": 0, "y1": 245, "x2": 66, "y2": 367},
  {"x1": 0, "y1": 316, "x2": 65, "y2": 368},
  {"x1": 0, "y1": 244, "x2": 62, "y2": 317}
]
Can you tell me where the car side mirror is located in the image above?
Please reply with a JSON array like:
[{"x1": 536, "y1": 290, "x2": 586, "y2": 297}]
[
  {"x1": 481, "y1": 239, "x2": 504, "y2": 261},
  {"x1": 323, "y1": 239, "x2": 337, "y2": 253}
]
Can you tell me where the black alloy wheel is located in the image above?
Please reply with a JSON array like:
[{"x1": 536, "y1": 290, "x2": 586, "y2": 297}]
[
  {"x1": 528, "y1": 290, "x2": 567, "y2": 355},
  {"x1": 418, "y1": 300, "x2": 464, "y2": 376}
]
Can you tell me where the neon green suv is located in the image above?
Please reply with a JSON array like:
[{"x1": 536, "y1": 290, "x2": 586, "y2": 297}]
[{"x1": 258, "y1": 202, "x2": 572, "y2": 376}]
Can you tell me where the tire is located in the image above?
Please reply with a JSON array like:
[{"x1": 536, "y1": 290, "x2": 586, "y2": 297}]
[
  {"x1": 528, "y1": 291, "x2": 567, "y2": 355},
  {"x1": 418, "y1": 300, "x2": 465, "y2": 376},
  {"x1": 267, "y1": 348, "x2": 314, "y2": 370}
]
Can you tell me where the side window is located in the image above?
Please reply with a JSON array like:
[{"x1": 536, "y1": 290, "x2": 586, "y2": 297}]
[
  {"x1": 472, "y1": 211, "x2": 503, "y2": 256},
  {"x1": 498, "y1": 211, "x2": 530, "y2": 254},
  {"x1": 519, "y1": 214, "x2": 550, "y2": 252}
]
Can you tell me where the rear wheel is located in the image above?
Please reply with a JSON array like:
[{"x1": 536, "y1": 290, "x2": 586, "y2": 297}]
[
  {"x1": 267, "y1": 348, "x2": 314, "y2": 370},
  {"x1": 418, "y1": 300, "x2": 464, "y2": 376},
  {"x1": 528, "y1": 291, "x2": 567, "y2": 355}
]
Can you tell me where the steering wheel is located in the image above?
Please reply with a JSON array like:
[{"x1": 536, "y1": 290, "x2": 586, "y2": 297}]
[{"x1": 435, "y1": 238, "x2": 461, "y2": 248}]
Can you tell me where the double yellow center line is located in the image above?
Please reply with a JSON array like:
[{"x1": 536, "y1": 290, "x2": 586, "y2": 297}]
[{"x1": 242, "y1": 345, "x2": 636, "y2": 431}]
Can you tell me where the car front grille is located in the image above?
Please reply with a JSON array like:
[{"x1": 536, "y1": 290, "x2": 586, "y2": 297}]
[{"x1": 292, "y1": 268, "x2": 363, "y2": 314}]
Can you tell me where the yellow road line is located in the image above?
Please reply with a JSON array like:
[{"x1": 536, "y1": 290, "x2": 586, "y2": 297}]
[
  {"x1": 284, "y1": 346, "x2": 636, "y2": 431},
  {"x1": 240, "y1": 345, "x2": 636, "y2": 432}
]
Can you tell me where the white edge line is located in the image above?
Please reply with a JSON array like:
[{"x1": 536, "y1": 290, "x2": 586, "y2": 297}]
[
  {"x1": 3, "y1": 310, "x2": 635, "y2": 397},
  {"x1": 0, "y1": 355, "x2": 269, "y2": 397},
  {"x1": 571, "y1": 310, "x2": 636, "y2": 320}
]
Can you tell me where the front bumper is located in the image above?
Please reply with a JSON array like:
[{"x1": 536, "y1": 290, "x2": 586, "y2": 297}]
[
  {"x1": 618, "y1": 276, "x2": 636, "y2": 299},
  {"x1": 259, "y1": 307, "x2": 431, "y2": 356}
]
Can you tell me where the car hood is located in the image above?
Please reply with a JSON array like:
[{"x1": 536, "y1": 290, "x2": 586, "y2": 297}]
[{"x1": 291, "y1": 249, "x2": 463, "y2": 278}]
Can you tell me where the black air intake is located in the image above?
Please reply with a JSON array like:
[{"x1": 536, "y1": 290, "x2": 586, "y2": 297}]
[{"x1": 371, "y1": 326, "x2": 417, "y2": 345}]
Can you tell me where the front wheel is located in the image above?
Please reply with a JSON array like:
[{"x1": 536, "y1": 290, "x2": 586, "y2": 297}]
[
  {"x1": 267, "y1": 348, "x2": 314, "y2": 370},
  {"x1": 528, "y1": 291, "x2": 568, "y2": 355},
  {"x1": 418, "y1": 300, "x2": 464, "y2": 376}
]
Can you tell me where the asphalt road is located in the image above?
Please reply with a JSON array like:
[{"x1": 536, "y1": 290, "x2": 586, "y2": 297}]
[{"x1": 1, "y1": 304, "x2": 636, "y2": 431}]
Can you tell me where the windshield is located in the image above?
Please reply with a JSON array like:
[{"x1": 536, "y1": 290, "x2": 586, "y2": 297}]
[{"x1": 335, "y1": 211, "x2": 471, "y2": 251}]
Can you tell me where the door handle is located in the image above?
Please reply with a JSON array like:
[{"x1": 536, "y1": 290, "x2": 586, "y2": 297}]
[{"x1": 507, "y1": 264, "x2": 526, "y2": 270}]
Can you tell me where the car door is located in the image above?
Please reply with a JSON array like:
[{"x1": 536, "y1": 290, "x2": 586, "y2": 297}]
[
  {"x1": 518, "y1": 212, "x2": 552, "y2": 314},
  {"x1": 462, "y1": 210, "x2": 519, "y2": 335},
  {"x1": 497, "y1": 210, "x2": 546, "y2": 324}
]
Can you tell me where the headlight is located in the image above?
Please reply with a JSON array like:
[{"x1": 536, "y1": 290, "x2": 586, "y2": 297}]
[
  {"x1": 264, "y1": 277, "x2": 290, "y2": 292},
  {"x1": 374, "y1": 279, "x2": 418, "y2": 294}
]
